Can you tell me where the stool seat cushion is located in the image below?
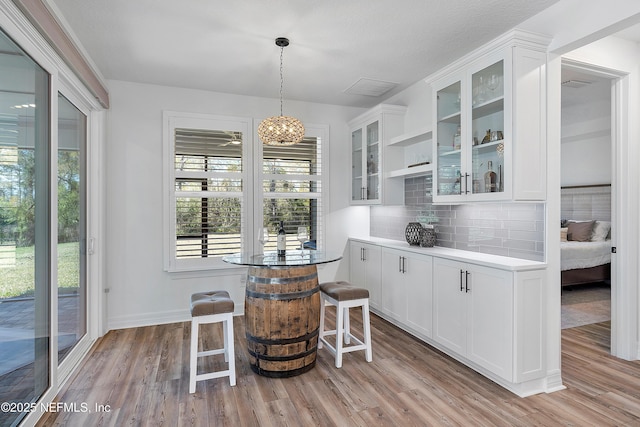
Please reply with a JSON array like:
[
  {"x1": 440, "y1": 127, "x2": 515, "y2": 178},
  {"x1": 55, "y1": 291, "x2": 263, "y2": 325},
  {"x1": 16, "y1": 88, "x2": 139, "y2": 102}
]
[
  {"x1": 320, "y1": 281, "x2": 369, "y2": 301},
  {"x1": 191, "y1": 291, "x2": 234, "y2": 317}
]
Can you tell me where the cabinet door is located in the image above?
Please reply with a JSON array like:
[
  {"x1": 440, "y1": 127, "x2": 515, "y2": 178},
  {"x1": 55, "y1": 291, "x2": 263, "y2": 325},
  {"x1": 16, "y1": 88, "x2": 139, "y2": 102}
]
[
  {"x1": 349, "y1": 242, "x2": 382, "y2": 309},
  {"x1": 365, "y1": 120, "x2": 380, "y2": 201},
  {"x1": 466, "y1": 264, "x2": 513, "y2": 381},
  {"x1": 405, "y1": 253, "x2": 433, "y2": 338},
  {"x1": 351, "y1": 127, "x2": 364, "y2": 202},
  {"x1": 432, "y1": 258, "x2": 467, "y2": 355},
  {"x1": 434, "y1": 78, "x2": 463, "y2": 199},
  {"x1": 381, "y1": 248, "x2": 406, "y2": 321},
  {"x1": 470, "y1": 59, "x2": 506, "y2": 196}
]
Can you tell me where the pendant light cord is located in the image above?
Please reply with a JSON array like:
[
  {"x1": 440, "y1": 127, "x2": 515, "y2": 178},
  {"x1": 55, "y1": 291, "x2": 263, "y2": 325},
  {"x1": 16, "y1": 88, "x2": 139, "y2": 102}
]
[{"x1": 279, "y1": 45, "x2": 284, "y2": 116}]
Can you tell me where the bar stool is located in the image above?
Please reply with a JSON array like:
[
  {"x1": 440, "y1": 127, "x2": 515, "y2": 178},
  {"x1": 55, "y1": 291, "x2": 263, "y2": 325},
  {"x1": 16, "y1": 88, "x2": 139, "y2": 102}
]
[
  {"x1": 189, "y1": 290, "x2": 236, "y2": 393},
  {"x1": 318, "y1": 281, "x2": 372, "y2": 368}
]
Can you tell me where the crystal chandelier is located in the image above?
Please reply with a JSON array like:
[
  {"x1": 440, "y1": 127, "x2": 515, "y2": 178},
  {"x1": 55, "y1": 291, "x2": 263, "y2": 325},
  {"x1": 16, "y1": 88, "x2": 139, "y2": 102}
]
[{"x1": 258, "y1": 37, "x2": 305, "y2": 146}]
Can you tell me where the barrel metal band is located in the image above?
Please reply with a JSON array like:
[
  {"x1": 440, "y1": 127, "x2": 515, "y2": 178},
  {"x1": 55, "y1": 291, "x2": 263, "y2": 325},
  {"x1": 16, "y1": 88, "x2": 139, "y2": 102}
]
[
  {"x1": 246, "y1": 329, "x2": 318, "y2": 345},
  {"x1": 248, "y1": 346, "x2": 317, "y2": 362},
  {"x1": 246, "y1": 287, "x2": 319, "y2": 301},
  {"x1": 248, "y1": 272, "x2": 318, "y2": 285}
]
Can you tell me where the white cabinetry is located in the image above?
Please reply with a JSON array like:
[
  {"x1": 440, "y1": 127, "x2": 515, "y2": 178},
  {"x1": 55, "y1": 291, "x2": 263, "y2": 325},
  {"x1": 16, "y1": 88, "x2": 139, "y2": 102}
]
[
  {"x1": 432, "y1": 257, "x2": 513, "y2": 381},
  {"x1": 349, "y1": 241, "x2": 382, "y2": 309},
  {"x1": 432, "y1": 256, "x2": 545, "y2": 385},
  {"x1": 349, "y1": 105, "x2": 406, "y2": 205},
  {"x1": 430, "y1": 32, "x2": 548, "y2": 203},
  {"x1": 380, "y1": 248, "x2": 433, "y2": 338},
  {"x1": 347, "y1": 238, "x2": 547, "y2": 396}
]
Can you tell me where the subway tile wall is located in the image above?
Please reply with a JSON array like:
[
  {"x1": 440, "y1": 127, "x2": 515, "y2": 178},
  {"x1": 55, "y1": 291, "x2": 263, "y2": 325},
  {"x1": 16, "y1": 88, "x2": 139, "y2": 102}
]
[{"x1": 370, "y1": 175, "x2": 545, "y2": 261}]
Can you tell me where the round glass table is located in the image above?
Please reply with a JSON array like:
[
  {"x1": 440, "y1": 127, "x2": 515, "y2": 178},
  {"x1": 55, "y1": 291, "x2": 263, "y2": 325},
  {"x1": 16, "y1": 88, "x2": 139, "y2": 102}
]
[{"x1": 223, "y1": 250, "x2": 342, "y2": 377}]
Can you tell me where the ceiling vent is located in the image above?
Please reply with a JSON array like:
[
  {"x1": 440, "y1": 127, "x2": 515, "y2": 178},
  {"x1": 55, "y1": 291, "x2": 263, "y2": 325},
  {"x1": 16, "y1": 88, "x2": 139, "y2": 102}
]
[
  {"x1": 561, "y1": 79, "x2": 593, "y2": 89},
  {"x1": 344, "y1": 78, "x2": 398, "y2": 97}
]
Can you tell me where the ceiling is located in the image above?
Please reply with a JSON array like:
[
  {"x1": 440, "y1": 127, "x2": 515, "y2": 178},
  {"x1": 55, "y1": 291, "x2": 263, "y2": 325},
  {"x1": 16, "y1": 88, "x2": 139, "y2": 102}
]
[{"x1": 48, "y1": 0, "x2": 563, "y2": 109}]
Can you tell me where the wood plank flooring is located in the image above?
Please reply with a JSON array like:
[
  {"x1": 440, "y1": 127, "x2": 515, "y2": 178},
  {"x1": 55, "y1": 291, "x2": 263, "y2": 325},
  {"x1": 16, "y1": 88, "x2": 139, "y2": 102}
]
[{"x1": 37, "y1": 311, "x2": 640, "y2": 426}]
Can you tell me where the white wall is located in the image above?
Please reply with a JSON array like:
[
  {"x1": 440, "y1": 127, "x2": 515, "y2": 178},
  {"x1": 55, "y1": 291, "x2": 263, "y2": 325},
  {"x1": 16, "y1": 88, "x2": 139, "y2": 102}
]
[
  {"x1": 561, "y1": 78, "x2": 612, "y2": 186},
  {"x1": 105, "y1": 80, "x2": 365, "y2": 329}
]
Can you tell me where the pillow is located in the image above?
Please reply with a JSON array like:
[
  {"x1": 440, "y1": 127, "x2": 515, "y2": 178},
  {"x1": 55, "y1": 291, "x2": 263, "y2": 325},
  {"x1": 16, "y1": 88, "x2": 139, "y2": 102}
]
[
  {"x1": 591, "y1": 221, "x2": 611, "y2": 242},
  {"x1": 567, "y1": 220, "x2": 595, "y2": 242},
  {"x1": 560, "y1": 227, "x2": 568, "y2": 242}
]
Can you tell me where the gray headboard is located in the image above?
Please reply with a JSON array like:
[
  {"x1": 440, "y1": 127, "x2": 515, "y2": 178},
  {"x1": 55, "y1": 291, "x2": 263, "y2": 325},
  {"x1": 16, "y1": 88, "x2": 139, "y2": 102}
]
[{"x1": 561, "y1": 184, "x2": 611, "y2": 222}]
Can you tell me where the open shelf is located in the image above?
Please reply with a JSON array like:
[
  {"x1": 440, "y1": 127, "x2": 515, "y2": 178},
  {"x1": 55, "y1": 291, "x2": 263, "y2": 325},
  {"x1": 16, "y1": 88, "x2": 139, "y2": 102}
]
[{"x1": 387, "y1": 163, "x2": 433, "y2": 179}]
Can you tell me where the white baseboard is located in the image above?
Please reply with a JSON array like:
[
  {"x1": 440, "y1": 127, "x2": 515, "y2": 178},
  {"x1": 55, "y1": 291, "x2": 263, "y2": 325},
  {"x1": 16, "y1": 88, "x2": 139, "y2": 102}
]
[{"x1": 107, "y1": 305, "x2": 245, "y2": 331}]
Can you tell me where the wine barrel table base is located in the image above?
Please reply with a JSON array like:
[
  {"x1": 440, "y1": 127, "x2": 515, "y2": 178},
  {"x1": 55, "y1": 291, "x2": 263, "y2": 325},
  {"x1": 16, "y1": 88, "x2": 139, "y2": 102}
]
[{"x1": 245, "y1": 264, "x2": 321, "y2": 377}]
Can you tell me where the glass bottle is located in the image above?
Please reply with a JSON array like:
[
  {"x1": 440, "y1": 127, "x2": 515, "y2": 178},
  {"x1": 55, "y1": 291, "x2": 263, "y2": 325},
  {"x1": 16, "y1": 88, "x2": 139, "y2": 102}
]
[
  {"x1": 484, "y1": 161, "x2": 497, "y2": 193},
  {"x1": 453, "y1": 126, "x2": 461, "y2": 150},
  {"x1": 277, "y1": 221, "x2": 286, "y2": 256}
]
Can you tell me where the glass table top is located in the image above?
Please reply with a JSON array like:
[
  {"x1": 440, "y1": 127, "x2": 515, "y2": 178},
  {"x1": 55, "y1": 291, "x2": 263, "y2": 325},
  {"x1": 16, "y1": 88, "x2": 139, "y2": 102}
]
[{"x1": 222, "y1": 250, "x2": 342, "y2": 267}]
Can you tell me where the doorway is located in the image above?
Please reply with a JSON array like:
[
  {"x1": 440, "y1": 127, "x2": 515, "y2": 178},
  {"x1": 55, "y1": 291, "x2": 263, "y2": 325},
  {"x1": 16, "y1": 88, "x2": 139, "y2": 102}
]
[{"x1": 559, "y1": 63, "x2": 613, "y2": 331}]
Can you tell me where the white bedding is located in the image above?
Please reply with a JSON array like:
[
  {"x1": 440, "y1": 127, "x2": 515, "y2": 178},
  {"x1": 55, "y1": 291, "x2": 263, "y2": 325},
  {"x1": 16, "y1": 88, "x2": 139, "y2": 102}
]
[{"x1": 561, "y1": 240, "x2": 611, "y2": 271}]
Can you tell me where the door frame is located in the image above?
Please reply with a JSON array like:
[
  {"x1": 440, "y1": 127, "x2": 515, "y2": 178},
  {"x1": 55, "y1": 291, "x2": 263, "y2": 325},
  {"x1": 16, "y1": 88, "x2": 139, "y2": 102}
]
[{"x1": 560, "y1": 57, "x2": 635, "y2": 359}]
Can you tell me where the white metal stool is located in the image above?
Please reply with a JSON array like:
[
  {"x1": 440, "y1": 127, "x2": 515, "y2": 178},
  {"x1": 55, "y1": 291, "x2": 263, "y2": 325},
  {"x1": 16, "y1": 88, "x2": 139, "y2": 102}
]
[
  {"x1": 318, "y1": 281, "x2": 372, "y2": 368},
  {"x1": 189, "y1": 290, "x2": 236, "y2": 393}
]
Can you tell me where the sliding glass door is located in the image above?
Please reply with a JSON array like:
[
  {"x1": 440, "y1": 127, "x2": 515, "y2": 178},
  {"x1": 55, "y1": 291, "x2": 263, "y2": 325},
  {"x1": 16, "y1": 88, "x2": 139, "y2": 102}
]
[
  {"x1": 0, "y1": 29, "x2": 51, "y2": 427},
  {"x1": 57, "y1": 94, "x2": 86, "y2": 364}
]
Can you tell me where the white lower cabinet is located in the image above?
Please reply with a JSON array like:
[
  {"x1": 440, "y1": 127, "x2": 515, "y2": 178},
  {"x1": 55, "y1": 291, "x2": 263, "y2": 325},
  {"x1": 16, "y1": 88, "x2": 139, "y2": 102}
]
[
  {"x1": 380, "y1": 248, "x2": 433, "y2": 338},
  {"x1": 348, "y1": 239, "x2": 546, "y2": 396},
  {"x1": 349, "y1": 241, "x2": 382, "y2": 309},
  {"x1": 433, "y1": 257, "x2": 513, "y2": 381}
]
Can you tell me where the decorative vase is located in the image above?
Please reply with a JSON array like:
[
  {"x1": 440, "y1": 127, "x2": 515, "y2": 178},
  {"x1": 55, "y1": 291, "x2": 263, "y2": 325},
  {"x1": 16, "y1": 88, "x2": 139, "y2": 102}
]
[
  {"x1": 420, "y1": 225, "x2": 437, "y2": 248},
  {"x1": 405, "y1": 222, "x2": 423, "y2": 246}
]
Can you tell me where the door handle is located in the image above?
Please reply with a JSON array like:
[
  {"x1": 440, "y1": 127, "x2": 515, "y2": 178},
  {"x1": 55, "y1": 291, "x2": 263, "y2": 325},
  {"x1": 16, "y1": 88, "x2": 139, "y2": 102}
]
[
  {"x1": 464, "y1": 173, "x2": 470, "y2": 194},
  {"x1": 465, "y1": 271, "x2": 470, "y2": 293},
  {"x1": 460, "y1": 269, "x2": 464, "y2": 291}
]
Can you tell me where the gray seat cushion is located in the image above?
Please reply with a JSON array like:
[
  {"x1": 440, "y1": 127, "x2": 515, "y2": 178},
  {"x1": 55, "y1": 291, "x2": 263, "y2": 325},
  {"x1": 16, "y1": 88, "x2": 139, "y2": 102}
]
[
  {"x1": 320, "y1": 281, "x2": 369, "y2": 301},
  {"x1": 190, "y1": 290, "x2": 234, "y2": 316}
]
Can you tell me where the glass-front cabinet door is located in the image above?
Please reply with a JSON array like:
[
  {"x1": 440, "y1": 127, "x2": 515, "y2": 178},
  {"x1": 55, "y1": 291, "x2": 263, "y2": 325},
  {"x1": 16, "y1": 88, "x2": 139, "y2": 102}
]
[
  {"x1": 433, "y1": 56, "x2": 507, "y2": 202},
  {"x1": 351, "y1": 120, "x2": 380, "y2": 203},
  {"x1": 351, "y1": 127, "x2": 363, "y2": 201},
  {"x1": 471, "y1": 59, "x2": 505, "y2": 195},
  {"x1": 436, "y1": 80, "x2": 462, "y2": 197},
  {"x1": 365, "y1": 121, "x2": 380, "y2": 201}
]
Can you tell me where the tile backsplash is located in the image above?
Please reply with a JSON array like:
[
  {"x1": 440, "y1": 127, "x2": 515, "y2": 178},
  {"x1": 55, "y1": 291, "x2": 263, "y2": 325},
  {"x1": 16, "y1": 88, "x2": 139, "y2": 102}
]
[{"x1": 370, "y1": 175, "x2": 545, "y2": 261}]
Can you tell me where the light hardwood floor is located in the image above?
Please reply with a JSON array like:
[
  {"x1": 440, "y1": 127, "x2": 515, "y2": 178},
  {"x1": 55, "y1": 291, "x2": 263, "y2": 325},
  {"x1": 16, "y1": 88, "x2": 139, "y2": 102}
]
[{"x1": 37, "y1": 310, "x2": 640, "y2": 426}]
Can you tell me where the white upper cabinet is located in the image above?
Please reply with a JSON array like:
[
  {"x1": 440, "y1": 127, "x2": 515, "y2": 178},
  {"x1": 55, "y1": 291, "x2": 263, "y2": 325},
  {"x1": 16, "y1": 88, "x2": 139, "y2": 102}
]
[
  {"x1": 349, "y1": 104, "x2": 406, "y2": 205},
  {"x1": 430, "y1": 31, "x2": 549, "y2": 203}
]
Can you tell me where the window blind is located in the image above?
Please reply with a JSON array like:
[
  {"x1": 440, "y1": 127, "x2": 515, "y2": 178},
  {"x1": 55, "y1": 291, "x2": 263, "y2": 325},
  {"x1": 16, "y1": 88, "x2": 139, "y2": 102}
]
[
  {"x1": 262, "y1": 137, "x2": 322, "y2": 251},
  {"x1": 174, "y1": 128, "x2": 244, "y2": 258}
]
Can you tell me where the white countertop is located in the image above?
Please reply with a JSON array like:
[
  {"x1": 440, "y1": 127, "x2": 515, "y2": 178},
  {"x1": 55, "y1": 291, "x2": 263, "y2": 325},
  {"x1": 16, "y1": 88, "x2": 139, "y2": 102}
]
[{"x1": 350, "y1": 237, "x2": 547, "y2": 271}]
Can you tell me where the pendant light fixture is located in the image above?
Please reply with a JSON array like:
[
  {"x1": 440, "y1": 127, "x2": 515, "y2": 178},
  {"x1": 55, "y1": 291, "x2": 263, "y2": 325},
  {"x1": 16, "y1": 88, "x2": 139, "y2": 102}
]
[{"x1": 258, "y1": 37, "x2": 305, "y2": 146}]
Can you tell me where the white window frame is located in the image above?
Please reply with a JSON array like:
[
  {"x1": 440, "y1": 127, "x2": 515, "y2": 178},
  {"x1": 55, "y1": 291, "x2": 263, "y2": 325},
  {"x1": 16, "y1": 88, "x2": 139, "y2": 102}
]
[{"x1": 163, "y1": 111, "x2": 252, "y2": 272}]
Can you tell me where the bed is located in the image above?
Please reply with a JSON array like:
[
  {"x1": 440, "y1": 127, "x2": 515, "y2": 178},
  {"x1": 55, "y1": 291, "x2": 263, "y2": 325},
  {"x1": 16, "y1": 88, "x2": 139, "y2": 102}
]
[
  {"x1": 561, "y1": 239, "x2": 611, "y2": 287},
  {"x1": 560, "y1": 185, "x2": 612, "y2": 287}
]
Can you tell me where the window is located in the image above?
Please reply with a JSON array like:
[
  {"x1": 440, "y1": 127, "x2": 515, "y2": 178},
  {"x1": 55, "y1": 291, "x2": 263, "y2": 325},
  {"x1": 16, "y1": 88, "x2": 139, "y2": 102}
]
[
  {"x1": 164, "y1": 113, "x2": 250, "y2": 271},
  {"x1": 262, "y1": 137, "x2": 322, "y2": 251},
  {"x1": 163, "y1": 112, "x2": 326, "y2": 271}
]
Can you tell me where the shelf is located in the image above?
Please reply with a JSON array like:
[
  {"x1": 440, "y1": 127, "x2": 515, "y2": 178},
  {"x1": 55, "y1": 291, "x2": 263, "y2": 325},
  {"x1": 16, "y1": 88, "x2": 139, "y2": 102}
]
[
  {"x1": 438, "y1": 148, "x2": 462, "y2": 156},
  {"x1": 472, "y1": 139, "x2": 504, "y2": 152},
  {"x1": 388, "y1": 128, "x2": 433, "y2": 147},
  {"x1": 437, "y1": 111, "x2": 461, "y2": 124},
  {"x1": 387, "y1": 163, "x2": 433, "y2": 179},
  {"x1": 472, "y1": 96, "x2": 504, "y2": 119}
]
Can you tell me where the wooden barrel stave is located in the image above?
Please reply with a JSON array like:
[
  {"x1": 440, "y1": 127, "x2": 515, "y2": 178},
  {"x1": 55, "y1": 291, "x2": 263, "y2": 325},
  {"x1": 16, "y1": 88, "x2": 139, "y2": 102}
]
[{"x1": 245, "y1": 265, "x2": 320, "y2": 377}]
